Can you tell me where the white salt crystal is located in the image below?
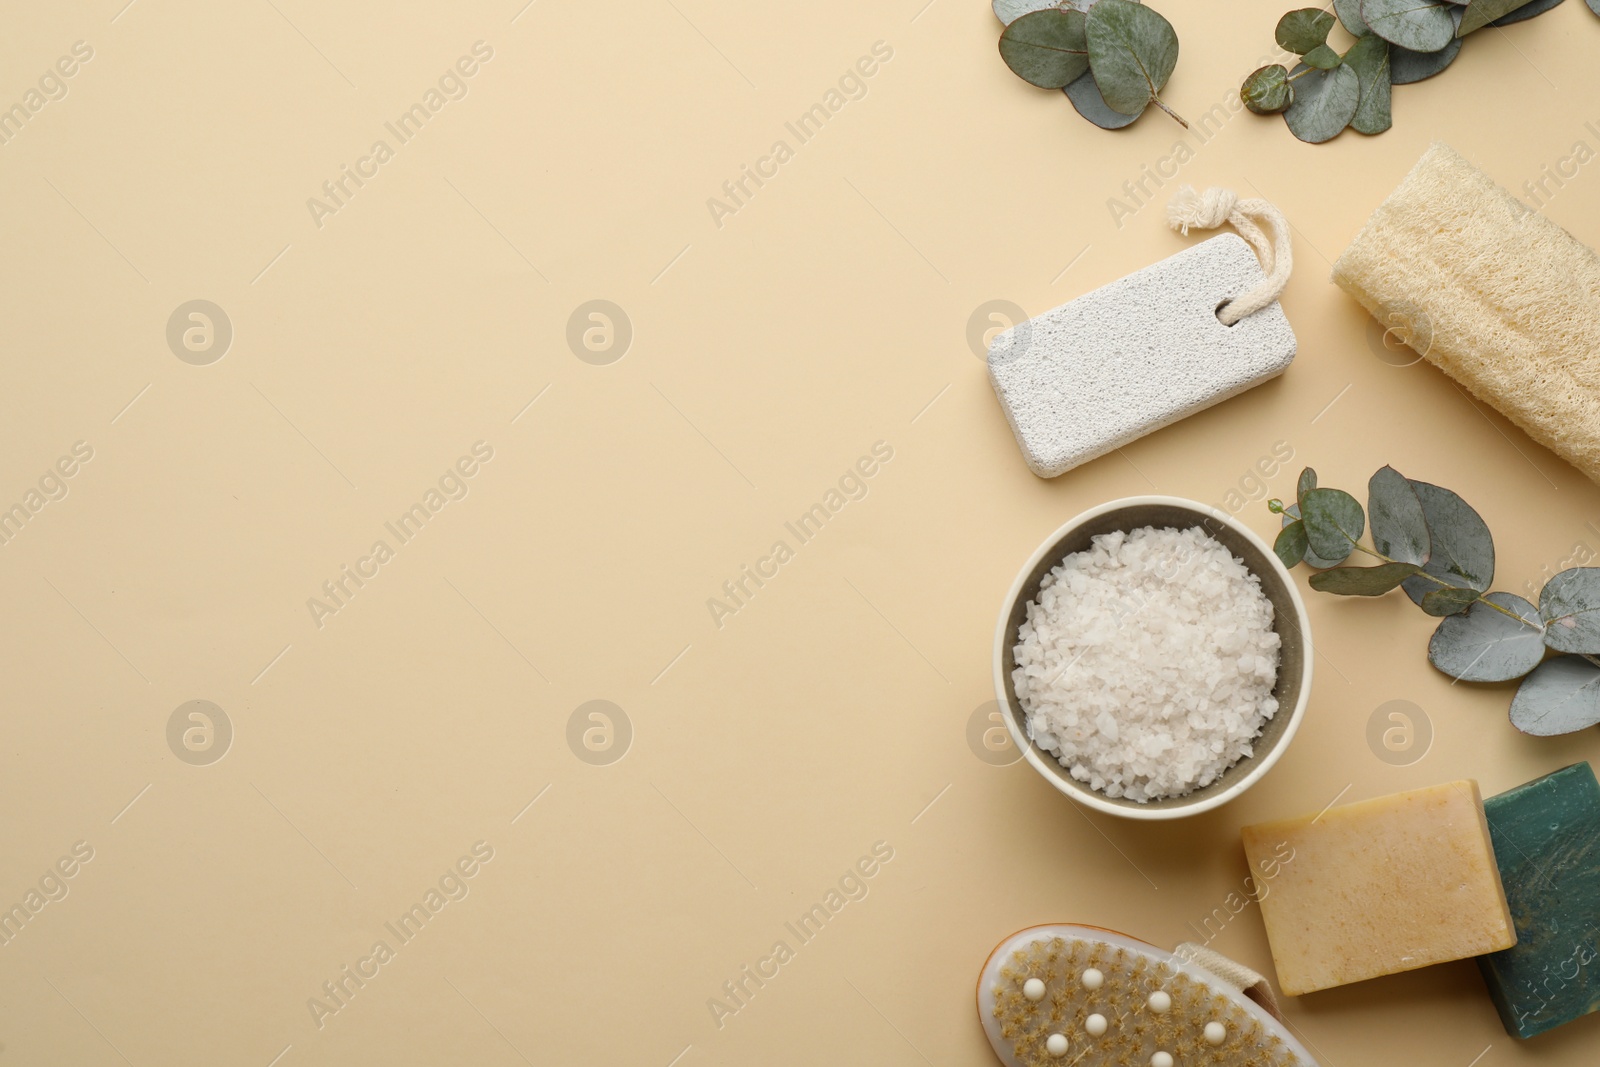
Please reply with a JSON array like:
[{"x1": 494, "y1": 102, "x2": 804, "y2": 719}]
[{"x1": 1011, "y1": 525, "x2": 1280, "y2": 803}]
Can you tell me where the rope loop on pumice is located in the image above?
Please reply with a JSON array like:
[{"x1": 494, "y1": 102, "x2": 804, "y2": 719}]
[{"x1": 1167, "y1": 185, "x2": 1293, "y2": 326}]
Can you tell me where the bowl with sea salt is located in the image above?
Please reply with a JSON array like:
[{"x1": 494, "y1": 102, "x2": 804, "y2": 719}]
[{"x1": 994, "y1": 496, "x2": 1312, "y2": 820}]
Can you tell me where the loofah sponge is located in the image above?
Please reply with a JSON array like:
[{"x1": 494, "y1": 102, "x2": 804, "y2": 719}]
[{"x1": 1332, "y1": 143, "x2": 1600, "y2": 484}]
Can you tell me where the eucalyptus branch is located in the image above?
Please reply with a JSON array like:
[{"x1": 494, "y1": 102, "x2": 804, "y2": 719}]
[
  {"x1": 995, "y1": 0, "x2": 1184, "y2": 131},
  {"x1": 1240, "y1": 2, "x2": 1595, "y2": 144},
  {"x1": 1272, "y1": 465, "x2": 1600, "y2": 736}
]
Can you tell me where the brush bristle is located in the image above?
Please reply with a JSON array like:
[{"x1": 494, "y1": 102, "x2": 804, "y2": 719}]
[{"x1": 989, "y1": 937, "x2": 1304, "y2": 1067}]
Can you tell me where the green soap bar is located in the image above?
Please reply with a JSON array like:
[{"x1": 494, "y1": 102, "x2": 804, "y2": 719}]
[{"x1": 1479, "y1": 762, "x2": 1600, "y2": 1039}]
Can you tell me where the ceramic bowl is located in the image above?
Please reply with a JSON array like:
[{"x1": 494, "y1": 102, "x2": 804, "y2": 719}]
[{"x1": 993, "y1": 495, "x2": 1313, "y2": 820}]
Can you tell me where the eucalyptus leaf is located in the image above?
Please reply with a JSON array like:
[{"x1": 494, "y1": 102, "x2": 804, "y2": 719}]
[
  {"x1": 1428, "y1": 592, "x2": 1546, "y2": 682},
  {"x1": 1243, "y1": 64, "x2": 1294, "y2": 113},
  {"x1": 1421, "y1": 586, "x2": 1481, "y2": 616},
  {"x1": 1345, "y1": 34, "x2": 1393, "y2": 134},
  {"x1": 1509, "y1": 655, "x2": 1600, "y2": 736},
  {"x1": 1297, "y1": 467, "x2": 1318, "y2": 501},
  {"x1": 1085, "y1": 0, "x2": 1184, "y2": 123},
  {"x1": 1401, "y1": 479, "x2": 1495, "y2": 607},
  {"x1": 1282, "y1": 501, "x2": 1350, "y2": 568},
  {"x1": 1585, "y1": 0, "x2": 1598, "y2": 16},
  {"x1": 1276, "y1": 520, "x2": 1309, "y2": 568},
  {"x1": 995, "y1": 0, "x2": 1138, "y2": 25},
  {"x1": 1539, "y1": 567, "x2": 1600, "y2": 653},
  {"x1": 1459, "y1": 0, "x2": 1537, "y2": 33},
  {"x1": 1301, "y1": 487, "x2": 1366, "y2": 562},
  {"x1": 994, "y1": 0, "x2": 1064, "y2": 25},
  {"x1": 1367, "y1": 465, "x2": 1427, "y2": 564},
  {"x1": 1064, "y1": 68, "x2": 1144, "y2": 126},
  {"x1": 1303, "y1": 43, "x2": 1344, "y2": 68},
  {"x1": 1001, "y1": 9, "x2": 1091, "y2": 89},
  {"x1": 1490, "y1": 0, "x2": 1567, "y2": 24},
  {"x1": 1277, "y1": 7, "x2": 1337, "y2": 51},
  {"x1": 1336, "y1": 0, "x2": 1372, "y2": 34},
  {"x1": 1284, "y1": 62, "x2": 1360, "y2": 144},
  {"x1": 1362, "y1": 0, "x2": 1456, "y2": 51},
  {"x1": 1310, "y1": 562, "x2": 1421, "y2": 595},
  {"x1": 1389, "y1": 7, "x2": 1462, "y2": 84}
]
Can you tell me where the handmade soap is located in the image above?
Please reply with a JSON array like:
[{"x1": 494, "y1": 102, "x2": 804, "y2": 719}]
[
  {"x1": 1478, "y1": 763, "x2": 1600, "y2": 1039},
  {"x1": 1242, "y1": 781, "x2": 1515, "y2": 995}
]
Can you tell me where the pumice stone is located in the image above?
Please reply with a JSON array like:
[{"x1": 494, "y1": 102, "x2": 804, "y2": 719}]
[{"x1": 987, "y1": 234, "x2": 1296, "y2": 479}]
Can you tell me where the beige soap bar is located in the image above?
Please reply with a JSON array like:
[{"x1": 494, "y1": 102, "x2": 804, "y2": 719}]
[{"x1": 1242, "y1": 781, "x2": 1516, "y2": 996}]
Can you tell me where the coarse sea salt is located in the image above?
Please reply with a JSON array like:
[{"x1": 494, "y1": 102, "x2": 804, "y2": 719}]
[{"x1": 1011, "y1": 525, "x2": 1280, "y2": 803}]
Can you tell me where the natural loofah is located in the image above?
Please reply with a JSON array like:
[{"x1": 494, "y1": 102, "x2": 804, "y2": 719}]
[{"x1": 1332, "y1": 143, "x2": 1600, "y2": 484}]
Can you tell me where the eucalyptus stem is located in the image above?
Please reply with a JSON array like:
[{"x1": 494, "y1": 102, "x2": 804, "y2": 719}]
[{"x1": 1346, "y1": 540, "x2": 1528, "y2": 623}]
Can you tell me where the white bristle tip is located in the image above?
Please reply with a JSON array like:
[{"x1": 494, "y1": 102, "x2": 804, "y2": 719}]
[
  {"x1": 1152, "y1": 1053, "x2": 1174, "y2": 1067},
  {"x1": 1205, "y1": 1021, "x2": 1227, "y2": 1045},
  {"x1": 1023, "y1": 978, "x2": 1047, "y2": 1002},
  {"x1": 1046, "y1": 1033, "x2": 1069, "y2": 1057},
  {"x1": 1081, "y1": 968, "x2": 1104, "y2": 990},
  {"x1": 1085, "y1": 1013, "x2": 1108, "y2": 1036},
  {"x1": 1147, "y1": 990, "x2": 1171, "y2": 1013}
]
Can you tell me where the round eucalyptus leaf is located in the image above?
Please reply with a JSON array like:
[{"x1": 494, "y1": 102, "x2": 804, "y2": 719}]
[
  {"x1": 1421, "y1": 586, "x2": 1481, "y2": 616},
  {"x1": 1297, "y1": 467, "x2": 1318, "y2": 501},
  {"x1": 1390, "y1": 4, "x2": 1462, "y2": 82},
  {"x1": 995, "y1": 2, "x2": 1142, "y2": 28},
  {"x1": 1063, "y1": 68, "x2": 1144, "y2": 127},
  {"x1": 1301, "y1": 486, "x2": 1366, "y2": 561},
  {"x1": 1302, "y1": 43, "x2": 1344, "y2": 69},
  {"x1": 1540, "y1": 567, "x2": 1600, "y2": 653},
  {"x1": 1276, "y1": 520, "x2": 1309, "y2": 569},
  {"x1": 1484, "y1": 0, "x2": 1561, "y2": 29},
  {"x1": 1243, "y1": 64, "x2": 1294, "y2": 114},
  {"x1": 1309, "y1": 561, "x2": 1421, "y2": 596},
  {"x1": 1362, "y1": 0, "x2": 1456, "y2": 51},
  {"x1": 1367, "y1": 464, "x2": 1427, "y2": 564},
  {"x1": 1336, "y1": 0, "x2": 1372, "y2": 34},
  {"x1": 1284, "y1": 62, "x2": 1360, "y2": 144},
  {"x1": 1509, "y1": 655, "x2": 1600, "y2": 736},
  {"x1": 1345, "y1": 34, "x2": 1392, "y2": 133},
  {"x1": 1001, "y1": 9, "x2": 1091, "y2": 89},
  {"x1": 994, "y1": 0, "x2": 1063, "y2": 25},
  {"x1": 1085, "y1": 0, "x2": 1180, "y2": 117},
  {"x1": 1459, "y1": 0, "x2": 1535, "y2": 32},
  {"x1": 1277, "y1": 8, "x2": 1337, "y2": 52},
  {"x1": 1282, "y1": 500, "x2": 1345, "y2": 568},
  {"x1": 1585, "y1": 0, "x2": 1599, "y2": 17},
  {"x1": 1401, "y1": 479, "x2": 1495, "y2": 607},
  {"x1": 1430, "y1": 592, "x2": 1546, "y2": 682}
]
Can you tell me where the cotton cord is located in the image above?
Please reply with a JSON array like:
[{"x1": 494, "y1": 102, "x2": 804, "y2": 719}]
[
  {"x1": 1167, "y1": 186, "x2": 1293, "y2": 325},
  {"x1": 1173, "y1": 941, "x2": 1286, "y2": 1023}
]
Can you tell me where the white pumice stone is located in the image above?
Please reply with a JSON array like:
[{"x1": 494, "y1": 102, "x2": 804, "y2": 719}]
[
  {"x1": 1081, "y1": 967, "x2": 1104, "y2": 990},
  {"x1": 987, "y1": 233, "x2": 1297, "y2": 479},
  {"x1": 1147, "y1": 990, "x2": 1171, "y2": 1013},
  {"x1": 1046, "y1": 1032, "x2": 1069, "y2": 1056},
  {"x1": 1085, "y1": 1013, "x2": 1108, "y2": 1036},
  {"x1": 1205, "y1": 1021, "x2": 1227, "y2": 1045},
  {"x1": 1023, "y1": 978, "x2": 1047, "y2": 1001}
]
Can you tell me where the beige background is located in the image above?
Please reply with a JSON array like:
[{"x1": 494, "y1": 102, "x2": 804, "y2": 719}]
[{"x1": 2, "y1": 0, "x2": 1599, "y2": 1064}]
